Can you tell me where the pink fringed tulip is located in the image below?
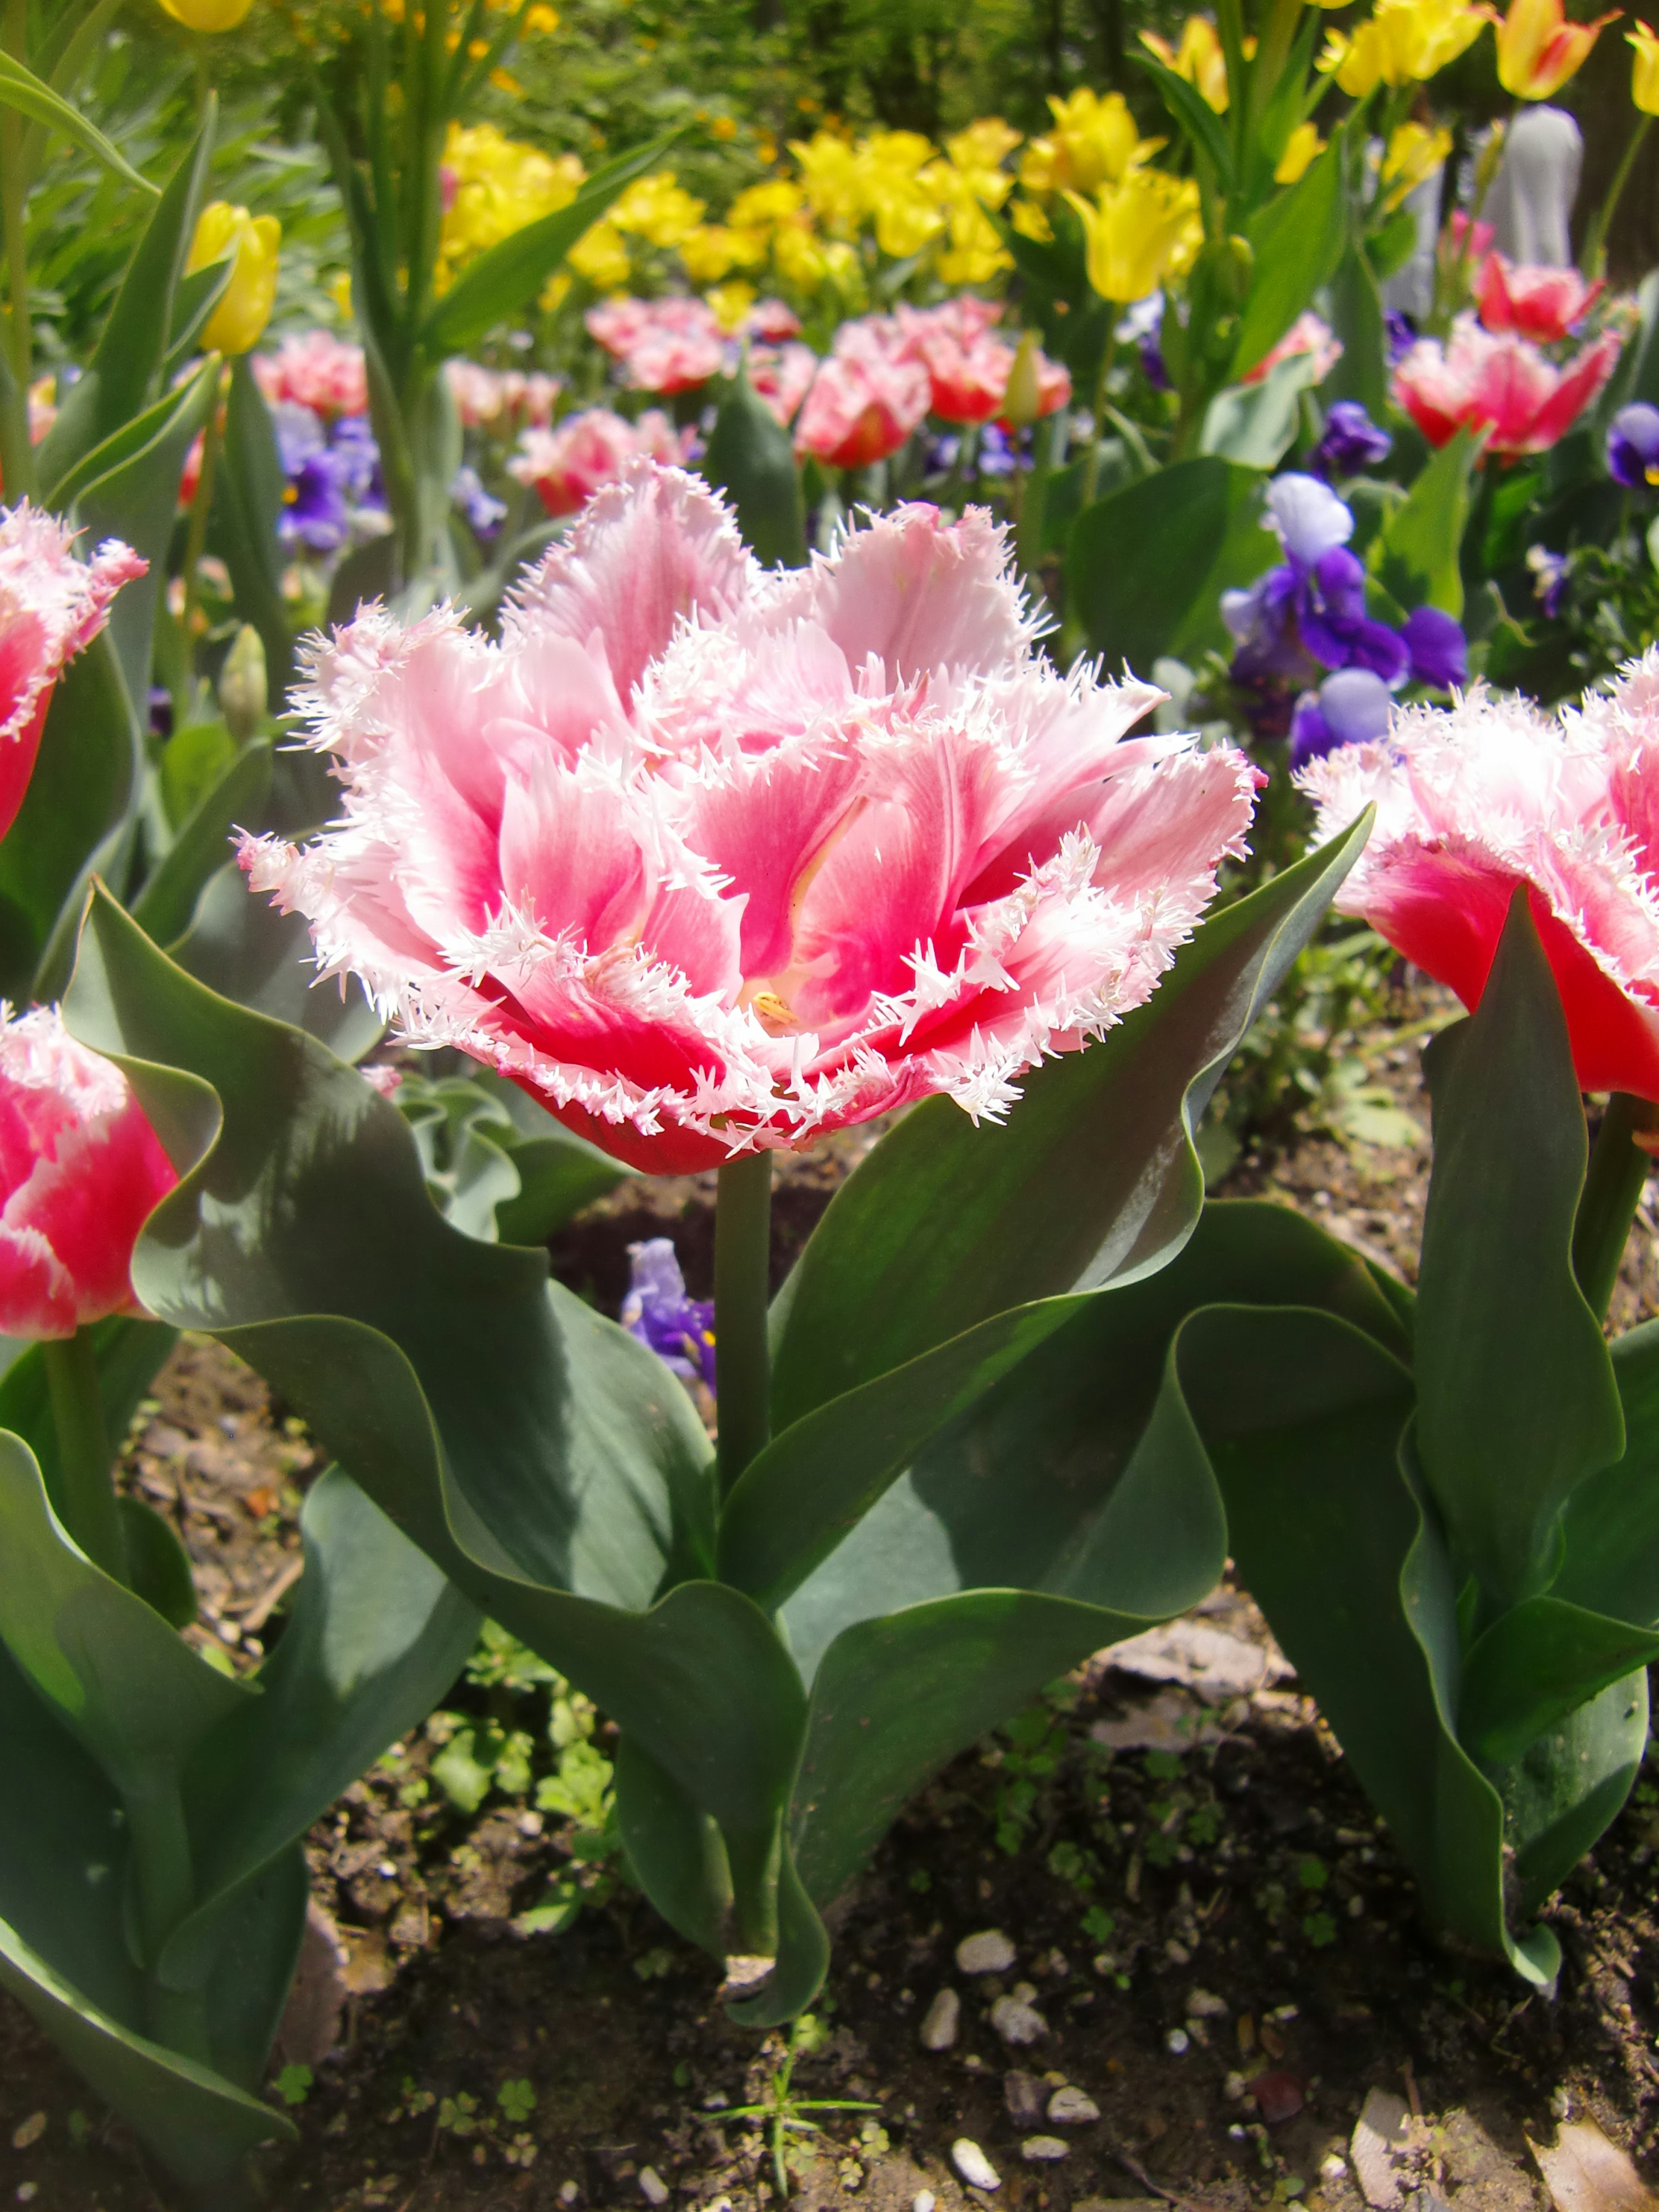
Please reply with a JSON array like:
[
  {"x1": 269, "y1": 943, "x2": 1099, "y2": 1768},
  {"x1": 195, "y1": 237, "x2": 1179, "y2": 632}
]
[
  {"x1": 1475, "y1": 253, "x2": 1603, "y2": 341},
  {"x1": 242, "y1": 463, "x2": 1258, "y2": 1173},
  {"x1": 1393, "y1": 314, "x2": 1622, "y2": 455},
  {"x1": 508, "y1": 409, "x2": 686, "y2": 517},
  {"x1": 1240, "y1": 311, "x2": 1345, "y2": 388},
  {"x1": 0, "y1": 508, "x2": 145, "y2": 844},
  {"x1": 1300, "y1": 653, "x2": 1659, "y2": 1100},
  {"x1": 254, "y1": 330, "x2": 369, "y2": 419},
  {"x1": 0, "y1": 1004, "x2": 178, "y2": 1339},
  {"x1": 585, "y1": 297, "x2": 725, "y2": 395},
  {"x1": 795, "y1": 318, "x2": 931, "y2": 468}
]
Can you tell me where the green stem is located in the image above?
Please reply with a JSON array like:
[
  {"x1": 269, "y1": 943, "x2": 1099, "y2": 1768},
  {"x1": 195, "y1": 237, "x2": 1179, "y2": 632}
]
[
  {"x1": 126, "y1": 1765, "x2": 210, "y2": 2062},
  {"x1": 1246, "y1": 0, "x2": 1304, "y2": 142},
  {"x1": 1581, "y1": 114, "x2": 1652, "y2": 280},
  {"x1": 178, "y1": 387, "x2": 224, "y2": 665},
  {"x1": 1081, "y1": 331, "x2": 1117, "y2": 507},
  {"x1": 1572, "y1": 1092, "x2": 1659, "y2": 1324},
  {"x1": 715, "y1": 1148, "x2": 772, "y2": 1499},
  {"x1": 0, "y1": 0, "x2": 33, "y2": 502},
  {"x1": 42, "y1": 1328, "x2": 125, "y2": 1583}
]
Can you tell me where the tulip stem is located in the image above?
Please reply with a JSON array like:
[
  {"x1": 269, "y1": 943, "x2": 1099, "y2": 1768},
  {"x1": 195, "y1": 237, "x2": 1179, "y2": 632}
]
[
  {"x1": 1580, "y1": 114, "x2": 1652, "y2": 281},
  {"x1": 1573, "y1": 1093, "x2": 1659, "y2": 1325},
  {"x1": 715, "y1": 1148, "x2": 772, "y2": 1499},
  {"x1": 127, "y1": 1763, "x2": 210, "y2": 2063},
  {"x1": 1081, "y1": 332, "x2": 1118, "y2": 508},
  {"x1": 0, "y1": 0, "x2": 33, "y2": 503},
  {"x1": 178, "y1": 387, "x2": 224, "y2": 673},
  {"x1": 43, "y1": 1327, "x2": 126, "y2": 1585}
]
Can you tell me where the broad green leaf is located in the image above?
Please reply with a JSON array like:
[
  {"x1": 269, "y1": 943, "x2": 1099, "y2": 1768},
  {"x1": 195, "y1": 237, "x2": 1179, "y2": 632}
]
[
  {"x1": 1457, "y1": 1597, "x2": 1659, "y2": 1765},
  {"x1": 1131, "y1": 50, "x2": 1234, "y2": 188},
  {"x1": 0, "y1": 1318, "x2": 175, "y2": 1535},
  {"x1": 1500, "y1": 1669, "x2": 1647, "y2": 1913},
  {"x1": 212, "y1": 358, "x2": 294, "y2": 702},
  {"x1": 1369, "y1": 426, "x2": 1479, "y2": 618},
  {"x1": 770, "y1": 816, "x2": 1371, "y2": 1430},
  {"x1": 117, "y1": 1498, "x2": 198, "y2": 1630},
  {"x1": 1323, "y1": 248, "x2": 1389, "y2": 420},
  {"x1": 1555, "y1": 1320, "x2": 1659, "y2": 1624},
  {"x1": 1416, "y1": 895, "x2": 1623, "y2": 1607},
  {"x1": 159, "y1": 721, "x2": 237, "y2": 833},
  {"x1": 134, "y1": 741, "x2": 271, "y2": 951},
  {"x1": 162, "y1": 263, "x2": 233, "y2": 387},
  {"x1": 0, "y1": 49, "x2": 156, "y2": 196},
  {"x1": 36, "y1": 107, "x2": 216, "y2": 496},
  {"x1": 419, "y1": 139, "x2": 672, "y2": 359},
  {"x1": 701, "y1": 356, "x2": 807, "y2": 570},
  {"x1": 613, "y1": 1735, "x2": 732, "y2": 1954},
  {"x1": 1068, "y1": 455, "x2": 1277, "y2": 672},
  {"x1": 1232, "y1": 146, "x2": 1348, "y2": 381},
  {"x1": 168, "y1": 861, "x2": 382, "y2": 1062},
  {"x1": 1200, "y1": 350, "x2": 1321, "y2": 469}
]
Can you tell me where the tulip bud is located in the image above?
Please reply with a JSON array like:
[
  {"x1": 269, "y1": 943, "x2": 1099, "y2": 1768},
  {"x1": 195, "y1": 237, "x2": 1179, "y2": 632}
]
[
  {"x1": 219, "y1": 624, "x2": 267, "y2": 743},
  {"x1": 1631, "y1": 22, "x2": 1659, "y2": 114},
  {"x1": 157, "y1": 0, "x2": 255, "y2": 26},
  {"x1": 188, "y1": 202, "x2": 282, "y2": 357},
  {"x1": 1001, "y1": 332, "x2": 1044, "y2": 429}
]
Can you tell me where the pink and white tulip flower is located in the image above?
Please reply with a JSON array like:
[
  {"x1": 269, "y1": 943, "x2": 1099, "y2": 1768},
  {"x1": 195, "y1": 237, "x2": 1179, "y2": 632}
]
[
  {"x1": 242, "y1": 464, "x2": 1258, "y2": 1174},
  {"x1": 1300, "y1": 652, "x2": 1659, "y2": 1101},
  {"x1": 894, "y1": 302, "x2": 1071, "y2": 427},
  {"x1": 254, "y1": 330, "x2": 370, "y2": 419},
  {"x1": 0, "y1": 507, "x2": 145, "y2": 843},
  {"x1": 1475, "y1": 253, "x2": 1603, "y2": 343},
  {"x1": 1393, "y1": 314, "x2": 1622, "y2": 456},
  {"x1": 748, "y1": 340, "x2": 818, "y2": 429},
  {"x1": 795, "y1": 318, "x2": 932, "y2": 469},
  {"x1": 508, "y1": 408, "x2": 686, "y2": 518},
  {"x1": 585, "y1": 296, "x2": 725, "y2": 395},
  {"x1": 0, "y1": 1003, "x2": 178, "y2": 1339}
]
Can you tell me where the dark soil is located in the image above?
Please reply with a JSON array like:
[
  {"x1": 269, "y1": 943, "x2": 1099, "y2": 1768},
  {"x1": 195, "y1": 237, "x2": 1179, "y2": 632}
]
[{"x1": 7, "y1": 1020, "x2": 1659, "y2": 2212}]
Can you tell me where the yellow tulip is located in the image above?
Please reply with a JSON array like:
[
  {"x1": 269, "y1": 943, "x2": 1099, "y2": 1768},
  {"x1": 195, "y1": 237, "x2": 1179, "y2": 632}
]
[
  {"x1": 1381, "y1": 119, "x2": 1453, "y2": 206},
  {"x1": 610, "y1": 173, "x2": 706, "y2": 249},
  {"x1": 704, "y1": 281, "x2": 756, "y2": 331},
  {"x1": 1140, "y1": 18, "x2": 1230, "y2": 111},
  {"x1": 1010, "y1": 197, "x2": 1055, "y2": 242},
  {"x1": 187, "y1": 203, "x2": 280, "y2": 356},
  {"x1": 1496, "y1": 0, "x2": 1617, "y2": 96},
  {"x1": 1319, "y1": 0, "x2": 1493, "y2": 91},
  {"x1": 157, "y1": 0, "x2": 254, "y2": 28},
  {"x1": 436, "y1": 124, "x2": 584, "y2": 289},
  {"x1": 1631, "y1": 19, "x2": 1659, "y2": 109},
  {"x1": 1021, "y1": 89, "x2": 1156, "y2": 197},
  {"x1": 567, "y1": 220, "x2": 631, "y2": 291},
  {"x1": 1067, "y1": 168, "x2": 1202, "y2": 304},
  {"x1": 1274, "y1": 121, "x2": 1325, "y2": 182},
  {"x1": 729, "y1": 179, "x2": 805, "y2": 231},
  {"x1": 946, "y1": 118, "x2": 1023, "y2": 178}
]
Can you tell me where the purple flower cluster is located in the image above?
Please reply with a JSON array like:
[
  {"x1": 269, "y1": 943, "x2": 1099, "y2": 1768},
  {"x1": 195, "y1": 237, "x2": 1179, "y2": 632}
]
[
  {"x1": 620, "y1": 1238, "x2": 716, "y2": 1393},
  {"x1": 1309, "y1": 400, "x2": 1392, "y2": 481},
  {"x1": 274, "y1": 403, "x2": 385, "y2": 553},
  {"x1": 1222, "y1": 474, "x2": 1468, "y2": 770},
  {"x1": 1607, "y1": 403, "x2": 1659, "y2": 490}
]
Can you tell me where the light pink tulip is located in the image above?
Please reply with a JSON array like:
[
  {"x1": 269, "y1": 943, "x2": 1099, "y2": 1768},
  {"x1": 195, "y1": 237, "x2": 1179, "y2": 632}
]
[
  {"x1": 748, "y1": 340, "x2": 818, "y2": 428},
  {"x1": 795, "y1": 318, "x2": 931, "y2": 469},
  {"x1": 254, "y1": 330, "x2": 369, "y2": 419},
  {"x1": 1474, "y1": 252, "x2": 1604, "y2": 343},
  {"x1": 586, "y1": 296, "x2": 725, "y2": 394},
  {"x1": 744, "y1": 299, "x2": 803, "y2": 342},
  {"x1": 1393, "y1": 313, "x2": 1622, "y2": 455},
  {"x1": 242, "y1": 464, "x2": 1257, "y2": 1173},
  {"x1": 893, "y1": 302, "x2": 1070, "y2": 427},
  {"x1": 0, "y1": 508, "x2": 145, "y2": 843},
  {"x1": 1300, "y1": 652, "x2": 1659, "y2": 1100},
  {"x1": 509, "y1": 409, "x2": 687, "y2": 517},
  {"x1": 447, "y1": 361, "x2": 563, "y2": 430},
  {"x1": 1240, "y1": 311, "x2": 1344, "y2": 388},
  {"x1": 0, "y1": 1004, "x2": 178, "y2": 1339}
]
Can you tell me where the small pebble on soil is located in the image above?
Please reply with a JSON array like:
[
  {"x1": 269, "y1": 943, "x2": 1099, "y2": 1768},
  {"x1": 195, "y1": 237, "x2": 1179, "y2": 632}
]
[
  {"x1": 955, "y1": 1929, "x2": 1016, "y2": 1974},
  {"x1": 950, "y1": 2139, "x2": 1001, "y2": 2191},
  {"x1": 1020, "y1": 2136, "x2": 1069, "y2": 2162},
  {"x1": 1047, "y1": 2085, "x2": 1100, "y2": 2124},
  {"x1": 918, "y1": 1986, "x2": 959, "y2": 2049}
]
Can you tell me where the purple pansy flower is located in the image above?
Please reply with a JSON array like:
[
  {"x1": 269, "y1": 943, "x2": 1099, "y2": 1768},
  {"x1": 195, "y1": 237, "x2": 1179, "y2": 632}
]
[
  {"x1": 1402, "y1": 604, "x2": 1468, "y2": 690},
  {"x1": 274, "y1": 404, "x2": 385, "y2": 552},
  {"x1": 1527, "y1": 543, "x2": 1570, "y2": 617},
  {"x1": 453, "y1": 465, "x2": 506, "y2": 538},
  {"x1": 1607, "y1": 403, "x2": 1659, "y2": 490},
  {"x1": 1117, "y1": 293, "x2": 1170, "y2": 392},
  {"x1": 1289, "y1": 667, "x2": 1395, "y2": 771},
  {"x1": 620, "y1": 1238, "x2": 716, "y2": 1393},
  {"x1": 1384, "y1": 311, "x2": 1417, "y2": 366},
  {"x1": 1310, "y1": 400, "x2": 1392, "y2": 481}
]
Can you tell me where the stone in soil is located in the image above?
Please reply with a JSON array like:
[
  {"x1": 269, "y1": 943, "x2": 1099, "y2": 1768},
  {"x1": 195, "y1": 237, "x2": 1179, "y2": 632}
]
[
  {"x1": 950, "y1": 2139, "x2": 1000, "y2": 2191},
  {"x1": 918, "y1": 1986, "x2": 959, "y2": 2049},
  {"x1": 988, "y1": 1993, "x2": 1046, "y2": 2045},
  {"x1": 1020, "y1": 2137, "x2": 1069, "y2": 2162},
  {"x1": 1251, "y1": 2069, "x2": 1305, "y2": 2124},
  {"x1": 1047, "y1": 2085, "x2": 1100, "y2": 2124},
  {"x1": 955, "y1": 1928, "x2": 1015, "y2": 1974},
  {"x1": 1003, "y1": 2070, "x2": 1046, "y2": 2126}
]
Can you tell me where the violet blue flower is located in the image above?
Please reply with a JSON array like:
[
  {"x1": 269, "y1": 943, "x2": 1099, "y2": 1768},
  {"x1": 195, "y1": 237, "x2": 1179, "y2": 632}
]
[
  {"x1": 1289, "y1": 667, "x2": 1395, "y2": 770},
  {"x1": 1385, "y1": 311, "x2": 1417, "y2": 366},
  {"x1": 620, "y1": 1237, "x2": 716, "y2": 1392},
  {"x1": 275, "y1": 404, "x2": 385, "y2": 552},
  {"x1": 1221, "y1": 566, "x2": 1318, "y2": 686},
  {"x1": 1310, "y1": 401, "x2": 1393, "y2": 481},
  {"x1": 1266, "y1": 472, "x2": 1354, "y2": 564},
  {"x1": 1117, "y1": 293, "x2": 1170, "y2": 392},
  {"x1": 1402, "y1": 604, "x2": 1468, "y2": 690},
  {"x1": 1607, "y1": 403, "x2": 1659, "y2": 489},
  {"x1": 1296, "y1": 545, "x2": 1411, "y2": 684},
  {"x1": 452, "y1": 465, "x2": 506, "y2": 538},
  {"x1": 1527, "y1": 542, "x2": 1570, "y2": 617}
]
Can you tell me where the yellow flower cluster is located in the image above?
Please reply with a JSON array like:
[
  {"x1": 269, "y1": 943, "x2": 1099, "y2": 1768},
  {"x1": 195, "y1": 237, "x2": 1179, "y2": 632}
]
[
  {"x1": 1317, "y1": 0, "x2": 1491, "y2": 95},
  {"x1": 1139, "y1": 19, "x2": 1230, "y2": 111},
  {"x1": 1018, "y1": 89, "x2": 1157, "y2": 198},
  {"x1": 1380, "y1": 119, "x2": 1454, "y2": 207},
  {"x1": 1065, "y1": 168, "x2": 1203, "y2": 305},
  {"x1": 1010, "y1": 86, "x2": 1199, "y2": 302},
  {"x1": 435, "y1": 123, "x2": 585, "y2": 292}
]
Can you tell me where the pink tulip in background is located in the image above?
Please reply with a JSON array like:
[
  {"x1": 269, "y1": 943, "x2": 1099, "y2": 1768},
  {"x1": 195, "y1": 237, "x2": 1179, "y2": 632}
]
[
  {"x1": 1392, "y1": 315, "x2": 1622, "y2": 455},
  {"x1": 242, "y1": 462, "x2": 1257, "y2": 1174},
  {"x1": 744, "y1": 299, "x2": 803, "y2": 343},
  {"x1": 586, "y1": 296, "x2": 725, "y2": 394},
  {"x1": 0, "y1": 507, "x2": 145, "y2": 843},
  {"x1": 0, "y1": 1003, "x2": 178, "y2": 1339},
  {"x1": 894, "y1": 301, "x2": 1071, "y2": 427},
  {"x1": 1241, "y1": 311, "x2": 1344, "y2": 389},
  {"x1": 1475, "y1": 254, "x2": 1603, "y2": 343},
  {"x1": 1300, "y1": 652, "x2": 1659, "y2": 1101},
  {"x1": 795, "y1": 317, "x2": 932, "y2": 468},
  {"x1": 254, "y1": 329, "x2": 369, "y2": 418},
  {"x1": 748, "y1": 340, "x2": 818, "y2": 428},
  {"x1": 447, "y1": 360, "x2": 562, "y2": 430},
  {"x1": 509, "y1": 408, "x2": 687, "y2": 517}
]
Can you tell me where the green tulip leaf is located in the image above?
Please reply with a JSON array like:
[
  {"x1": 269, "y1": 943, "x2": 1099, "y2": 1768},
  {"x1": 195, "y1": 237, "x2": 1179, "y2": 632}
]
[
  {"x1": 1232, "y1": 144, "x2": 1347, "y2": 382},
  {"x1": 117, "y1": 1497, "x2": 198, "y2": 1630},
  {"x1": 1370, "y1": 425, "x2": 1480, "y2": 619},
  {"x1": 133, "y1": 738, "x2": 272, "y2": 953},
  {"x1": 169, "y1": 860, "x2": 383, "y2": 1062},
  {"x1": 702, "y1": 353, "x2": 808, "y2": 570}
]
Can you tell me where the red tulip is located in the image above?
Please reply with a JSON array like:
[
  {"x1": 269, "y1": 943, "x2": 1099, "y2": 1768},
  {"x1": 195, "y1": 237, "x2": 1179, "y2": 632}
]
[
  {"x1": 1475, "y1": 253, "x2": 1604, "y2": 343},
  {"x1": 1392, "y1": 314, "x2": 1622, "y2": 456}
]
